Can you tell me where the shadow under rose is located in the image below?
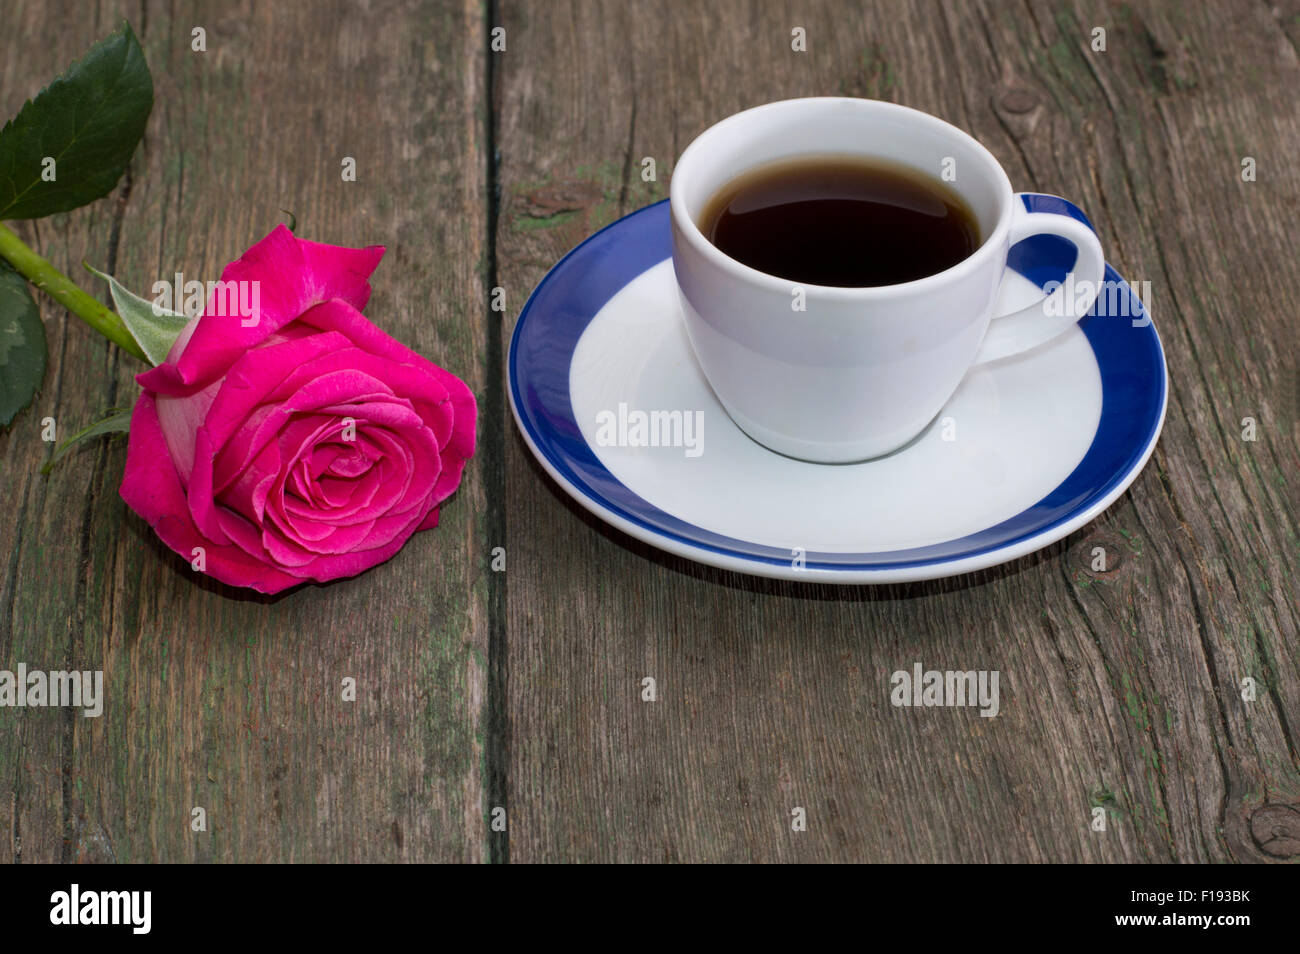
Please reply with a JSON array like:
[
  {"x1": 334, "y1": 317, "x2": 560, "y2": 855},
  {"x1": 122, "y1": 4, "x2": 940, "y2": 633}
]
[
  {"x1": 124, "y1": 513, "x2": 284, "y2": 604},
  {"x1": 122, "y1": 489, "x2": 464, "y2": 606}
]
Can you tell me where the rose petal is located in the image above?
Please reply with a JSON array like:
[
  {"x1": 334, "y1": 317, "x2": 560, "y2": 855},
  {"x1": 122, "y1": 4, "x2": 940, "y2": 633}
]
[
  {"x1": 137, "y1": 226, "x2": 384, "y2": 396},
  {"x1": 298, "y1": 298, "x2": 476, "y2": 466},
  {"x1": 210, "y1": 371, "x2": 405, "y2": 494},
  {"x1": 217, "y1": 494, "x2": 423, "y2": 580},
  {"x1": 154, "y1": 377, "x2": 220, "y2": 485},
  {"x1": 119, "y1": 394, "x2": 301, "y2": 594}
]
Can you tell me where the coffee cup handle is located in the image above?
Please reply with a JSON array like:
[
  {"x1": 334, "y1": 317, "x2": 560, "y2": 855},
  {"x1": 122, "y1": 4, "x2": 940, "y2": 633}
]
[{"x1": 971, "y1": 193, "x2": 1106, "y2": 365}]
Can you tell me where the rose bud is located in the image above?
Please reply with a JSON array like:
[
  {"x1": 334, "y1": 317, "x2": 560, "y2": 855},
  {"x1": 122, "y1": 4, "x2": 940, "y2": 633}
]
[{"x1": 120, "y1": 225, "x2": 476, "y2": 593}]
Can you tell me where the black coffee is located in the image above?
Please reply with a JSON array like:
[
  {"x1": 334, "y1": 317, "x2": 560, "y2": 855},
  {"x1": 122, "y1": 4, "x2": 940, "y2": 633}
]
[{"x1": 700, "y1": 156, "x2": 980, "y2": 287}]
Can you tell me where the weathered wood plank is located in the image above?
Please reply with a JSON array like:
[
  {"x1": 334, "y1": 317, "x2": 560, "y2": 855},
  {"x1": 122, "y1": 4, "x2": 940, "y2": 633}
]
[
  {"x1": 0, "y1": 0, "x2": 143, "y2": 866},
  {"x1": 2, "y1": 0, "x2": 490, "y2": 862},
  {"x1": 1035, "y1": 0, "x2": 1300, "y2": 862},
  {"x1": 496, "y1": 0, "x2": 1300, "y2": 862}
]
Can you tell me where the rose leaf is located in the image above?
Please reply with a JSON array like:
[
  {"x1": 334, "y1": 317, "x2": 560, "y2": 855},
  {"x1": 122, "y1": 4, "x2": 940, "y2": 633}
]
[
  {"x1": 0, "y1": 259, "x2": 47, "y2": 427},
  {"x1": 40, "y1": 405, "x2": 132, "y2": 475},
  {"x1": 0, "y1": 21, "x2": 154, "y2": 220},
  {"x1": 84, "y1": 262, "x2": 187, "y2": 366}
]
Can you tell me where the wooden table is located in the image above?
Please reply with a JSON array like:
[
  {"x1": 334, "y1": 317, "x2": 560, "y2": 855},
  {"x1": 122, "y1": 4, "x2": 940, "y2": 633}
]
[{"x1": 2, "y1": 0, "x2": 1297, "y2": 863}]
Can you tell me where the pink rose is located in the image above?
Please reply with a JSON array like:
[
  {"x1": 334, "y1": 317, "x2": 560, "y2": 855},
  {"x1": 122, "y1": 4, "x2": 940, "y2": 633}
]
[{"x1": 120, "y1": 225, "x2": 476, "y2": 594}]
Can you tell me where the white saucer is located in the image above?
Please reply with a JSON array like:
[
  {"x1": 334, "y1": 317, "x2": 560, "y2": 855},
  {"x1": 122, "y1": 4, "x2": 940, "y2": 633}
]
[{"x1": 509, "y1": 198, "x2": 1167, "y2": 583}]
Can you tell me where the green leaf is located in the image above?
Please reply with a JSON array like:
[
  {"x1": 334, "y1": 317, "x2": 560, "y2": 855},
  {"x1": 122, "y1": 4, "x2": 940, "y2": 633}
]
[
  {"x1": 0, "y1": 259, "x2": 46, "y2": 427},
  {"x1": 40, "y1": 406, "x2": 132, "y2": 475},
  {"x1": 84, "y1": 262, "x2": 187, "y2": 366},
  {"x1": 0, "y1": 22, "x2": 153, "y2": 220}
]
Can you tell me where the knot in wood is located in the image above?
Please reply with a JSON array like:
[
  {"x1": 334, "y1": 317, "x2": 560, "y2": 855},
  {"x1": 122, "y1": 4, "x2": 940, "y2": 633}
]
[{"x1": 1250, "y1": 803, "x2": 1300, "y2": 858}]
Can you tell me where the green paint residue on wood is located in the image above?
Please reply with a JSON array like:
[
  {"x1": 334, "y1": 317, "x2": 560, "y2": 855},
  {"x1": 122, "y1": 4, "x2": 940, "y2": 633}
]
[
  {"x1": 514, "y1": 209, "x2": 578, "y2": 231},
  {"x1": 420, "y1": 601, "x2": 476, "y2": 791},
  {"x1": 1089, "y1": 785, "x2": 1126, "y2": 827},
  {"x1": 1117, "y1": 527, "x2": 1143, "y2": 555},
  {"x1": 1121, "y1": 672, "x2": 1150, "y2": 732},
  {"x1": 839, "y1": 44, "x2": 899, "y2": 99},
  {"x1": 1090, "y1": 785, "x2": 1116, "y2": 808}
]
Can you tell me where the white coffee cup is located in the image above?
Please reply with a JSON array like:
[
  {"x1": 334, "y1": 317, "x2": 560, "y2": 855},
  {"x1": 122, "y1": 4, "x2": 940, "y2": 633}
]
[{"x1": 670, "y1": 97, "x2": 1105, "y2": 463}]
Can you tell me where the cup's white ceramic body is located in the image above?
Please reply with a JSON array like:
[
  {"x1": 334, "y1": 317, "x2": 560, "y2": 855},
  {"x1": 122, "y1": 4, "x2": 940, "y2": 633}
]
[{"x1": 670, "y1": 97, "x2": 1105, "y2": 463}]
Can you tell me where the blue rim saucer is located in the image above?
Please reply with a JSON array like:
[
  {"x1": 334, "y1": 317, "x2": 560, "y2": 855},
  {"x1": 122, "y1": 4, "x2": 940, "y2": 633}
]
[{"x1": 508, "y1": 197, "x2": 1167, "y2": 583}]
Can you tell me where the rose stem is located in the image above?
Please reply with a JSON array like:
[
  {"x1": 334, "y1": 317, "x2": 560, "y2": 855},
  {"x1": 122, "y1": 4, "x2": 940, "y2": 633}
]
[{"x1": 0, "y1": 221, "x2": 147, "y2": 363}]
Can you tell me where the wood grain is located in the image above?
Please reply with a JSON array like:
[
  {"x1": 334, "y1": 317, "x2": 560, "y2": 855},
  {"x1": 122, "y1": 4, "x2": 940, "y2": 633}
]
[
  {"x1": 2, "y1": 0, "x2": 1297, "y2": 864},
  {"x1": 1, "y1": 0, "x2": 491, "y2": 862},
  {"x1": 494, "y1": 0, "x2": 1300, "y2": 862},
  {"x1": 0, "y1": 2, "x2": 130, "y2": 864}
]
